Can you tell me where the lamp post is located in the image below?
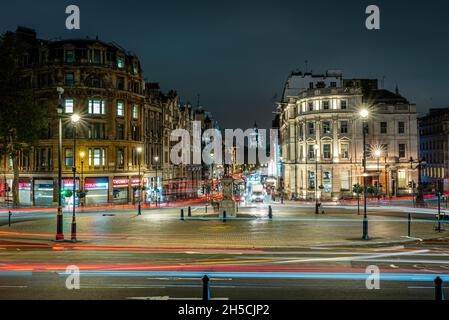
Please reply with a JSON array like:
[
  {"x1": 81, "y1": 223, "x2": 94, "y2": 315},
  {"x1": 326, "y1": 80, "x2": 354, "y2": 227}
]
[
  {"x1": 314, "y1": 144, "x2": 320, "y2": 214},
  {"x1": 137, "y1": 147, "x2": 143, "y2": 215},
  {"x1": 79, "y1": 151, "x2": 85, "y2": 207},
  {"x1": 56, "y1": 87, "x2": 64, "y2": 241},
  {"x1": 360, "y1": 108, "x2": 370, "y2": 240},
  {"x1": 154, "y1": 156, "x2": 159, "y2": 207},
  {"x1": 70, "y1": 114, "x2": 80, "y2": 243}
]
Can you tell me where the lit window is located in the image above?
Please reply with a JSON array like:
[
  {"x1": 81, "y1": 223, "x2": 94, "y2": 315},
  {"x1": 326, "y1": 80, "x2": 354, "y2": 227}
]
[
  {"x1": 88, "y1": 100, "x2": 106, "y2": 115},
  {"x1": 132, "y1": 105, "x2": 139, "y2": 119},
  {"x1": 65, "y1": 149, "x2": 73, "y2": 166},
  {"x1": 94, "y1": 148, "x2": 101, "y2": 166},
  {"x1": 117, "y1": 101, "x2": 124, "y2": 117},
  {"x1": 117, "y1": 56, "x2": 125, "y2": 69},
  {"x1": 65, "y1": 99, "x2": 74, "y2": 114},
  {"x1": 308, "y1": 171, "x2": 315, "y2": 190}
]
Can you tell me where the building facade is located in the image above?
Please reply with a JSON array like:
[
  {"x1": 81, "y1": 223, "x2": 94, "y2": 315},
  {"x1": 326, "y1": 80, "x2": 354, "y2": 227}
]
[
  {"x1": 419, "y1": 108, "x2": 449, "y2": 188},
  {"x1": 0, "y1": 27, "x2": 205, "y2": 207},
  {"x1": 279, "y1": 71, "x2": 419, "y2": 200}
]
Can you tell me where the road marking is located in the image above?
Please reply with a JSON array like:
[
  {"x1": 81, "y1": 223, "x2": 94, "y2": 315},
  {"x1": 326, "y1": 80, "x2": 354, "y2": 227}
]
[{"x1": 0, "y1": 285, "x2": 27, "y2": 288}]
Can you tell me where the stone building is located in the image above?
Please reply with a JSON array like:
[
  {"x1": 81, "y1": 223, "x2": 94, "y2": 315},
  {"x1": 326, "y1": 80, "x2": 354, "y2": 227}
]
[
  {"x1": 0, "y1": 27, "x2": 204, "y2": 206},
  {"x1": 279, "y1": 71, "x2": 419, "y2": 200},
  {"x1": 419, "y1": 108, "x2": 449, "y2": 188}
]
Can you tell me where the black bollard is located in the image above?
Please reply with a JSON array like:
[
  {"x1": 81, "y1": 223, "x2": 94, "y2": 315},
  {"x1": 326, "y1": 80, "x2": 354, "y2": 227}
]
[
  {"x1": 205, "y1": 205, "x2": 208, "y2": 214},
  {"x1": 188, "y1": 206, "x2": 191, "y2": 217},
  {"x1": 202, "y1": 275, "x2": 210, "y2": 301},
  {"x1": 180, "y1": 209, "x2": 184, "y2": 221},
  {"x1": 268, "y1": 205, "x2": 273, "y2": 219},
  {"x1": 434, "y1": 276, "x2": 444, "y2": 301},
  {"x1": 8, "y1": 211, "x2": 12, "y2": 227},
  {"x1": 408, "y1": 214, "x2": 411, "y2": 237},
  {"x1": 223, "y1": 211, "x2": 227, "y2": 222}
]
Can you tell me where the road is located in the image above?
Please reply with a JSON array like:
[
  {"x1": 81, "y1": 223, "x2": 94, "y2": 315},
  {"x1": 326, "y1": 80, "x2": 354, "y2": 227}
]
[{"x1": 0, "y1": 203, "x2": 448, "y2": 300}]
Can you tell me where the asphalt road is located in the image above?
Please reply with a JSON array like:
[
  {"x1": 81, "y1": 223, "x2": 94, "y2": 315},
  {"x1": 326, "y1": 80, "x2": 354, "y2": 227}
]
[{"x1": 1, "y1": 204, "x2": 449, "y2": 300}]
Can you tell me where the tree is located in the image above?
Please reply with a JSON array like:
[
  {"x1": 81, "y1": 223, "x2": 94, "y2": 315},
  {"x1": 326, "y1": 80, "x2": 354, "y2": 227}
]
[{"x1": 0, "y1": 32, "x2": 48, "y2": 207}]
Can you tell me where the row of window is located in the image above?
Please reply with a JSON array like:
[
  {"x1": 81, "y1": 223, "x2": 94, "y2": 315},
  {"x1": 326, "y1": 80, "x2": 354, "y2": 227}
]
[
  {"x1": 297, "y1": 121, "x2": 407, "y2": 136},
  {"x1": 61, "y1": 49, "x2": 139, "y2": 73},
  {"x1": 64, "y1": 99, "x2": 139, "y2": 119},
  {"x1": 64, "y1": 147, "x2": 144, "y2": 168},
  {"x1": 296, "y1": 143, "x2": 407, "y2": 161}
]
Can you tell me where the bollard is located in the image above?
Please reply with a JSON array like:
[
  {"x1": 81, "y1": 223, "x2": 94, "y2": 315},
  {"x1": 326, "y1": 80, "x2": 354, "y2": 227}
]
[
  {"x1": 188, "y1": 206, "x2": 191, "y2": 217},
  {"x1": 202, "y1": 275, "x2": 210, "y2": 301},
  {"x1": 408, "y1": 214, "x2": 411, "y2": 237},
  {"x1": 180, "y1": 209, "x2": 184, "y2": 221},
  {"x1": 205, "y1": 205, "x2": 208, "y2": 214},
  {"x1": 8, "y1": 211, "x2": 12, "y2": 227},
  {"x1": 268, "y1": 205, "x2": 273, "y2": 219},
  {"x1": 223, "y1": 211, "x2": 227, "y2": 222},
  {"x1": 434, "y1": 276, "x2": 444, "y2": 301}
]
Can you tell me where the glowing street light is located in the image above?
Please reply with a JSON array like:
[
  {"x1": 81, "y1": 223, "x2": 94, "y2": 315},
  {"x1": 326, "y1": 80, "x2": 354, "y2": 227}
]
[
  {"x1": 360, "y1": 109, "x2": 370, "y2": 240},
  {"x1": 359, "y1": 108, "x2": 369, "y2": 119}
]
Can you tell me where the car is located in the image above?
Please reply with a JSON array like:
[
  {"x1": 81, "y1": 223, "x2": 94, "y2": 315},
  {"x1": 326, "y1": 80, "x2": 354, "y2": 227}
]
[{"x1": 251, "y1": 191, "x2": 265, "y2": 202}]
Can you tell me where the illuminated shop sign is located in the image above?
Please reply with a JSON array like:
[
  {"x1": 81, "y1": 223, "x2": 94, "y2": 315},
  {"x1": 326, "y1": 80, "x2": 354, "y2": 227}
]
[
  {"x1": 85, "y1": 178, "x2": 109, "y2": 190},
  {"x1": 113, "y1": 178, "x2": 129, "y2": 188},
  {"x1": 19, "y1": 182, "x2": 32, "y2": 190}
]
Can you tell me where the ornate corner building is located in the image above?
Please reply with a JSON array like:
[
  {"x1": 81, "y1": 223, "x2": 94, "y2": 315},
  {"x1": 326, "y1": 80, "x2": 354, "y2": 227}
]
[
  {"x1": 0, "y1": 27, "x2": 205, "y2": 207},
  {"x1": 279, "y1": 70, "x2": 419, "y2": 200}
]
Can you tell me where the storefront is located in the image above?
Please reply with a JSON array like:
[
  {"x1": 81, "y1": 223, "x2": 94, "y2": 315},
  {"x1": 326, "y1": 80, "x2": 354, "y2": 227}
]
[
  {"x1": 34, "y1": 179, "x2": 54, "y2": 207},
  {"x1": 112, "y1": 178, "x2": 129, "y2": 205},
  {"x1": 85, "y1": 177, "x2": 109, "y2": 206},
  {"x1": 62, "y1": 178, "x2": 79, "y2": 207},
  {"x1": 146, "y1": 177, "x2": 163, "y2": 204},
  {"x1": 18, "y1": 179, "x2": 32, "y2": 206}
]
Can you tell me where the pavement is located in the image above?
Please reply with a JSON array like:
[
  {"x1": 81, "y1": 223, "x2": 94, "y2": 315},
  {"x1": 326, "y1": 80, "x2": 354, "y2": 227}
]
[{"x1": 1, "y1": 203, "x2": 449, "y2": 300}]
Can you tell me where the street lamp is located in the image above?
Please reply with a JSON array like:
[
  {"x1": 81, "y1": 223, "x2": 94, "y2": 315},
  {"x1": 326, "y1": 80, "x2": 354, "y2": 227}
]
[
  {"x1": 154, "y1": 156, "x2": 160, "y2": 207},
  {"x1": 79, "y1": 151, "x2": 85, "y2": 207},
  {"x1": 314, "y1": 144, "x2": 320, "y2": 214},
  {"x1": 137, "y1": 147, "x2": 143, "y2": 215},
  {"x1": 360, "y1": 108, "x2": 369, "y2": 240},
  {"x1": 56, "y1": 87, "x2": 64, "y2": 241},
  {"x1": 70, "y1": 113, "x2": 80, "y2": 243}
]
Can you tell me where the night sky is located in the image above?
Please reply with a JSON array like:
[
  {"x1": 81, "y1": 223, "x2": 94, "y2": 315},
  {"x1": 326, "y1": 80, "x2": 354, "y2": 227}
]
[{"x1": 1, "y1": 0, "x2": 449, "y2": 129}]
